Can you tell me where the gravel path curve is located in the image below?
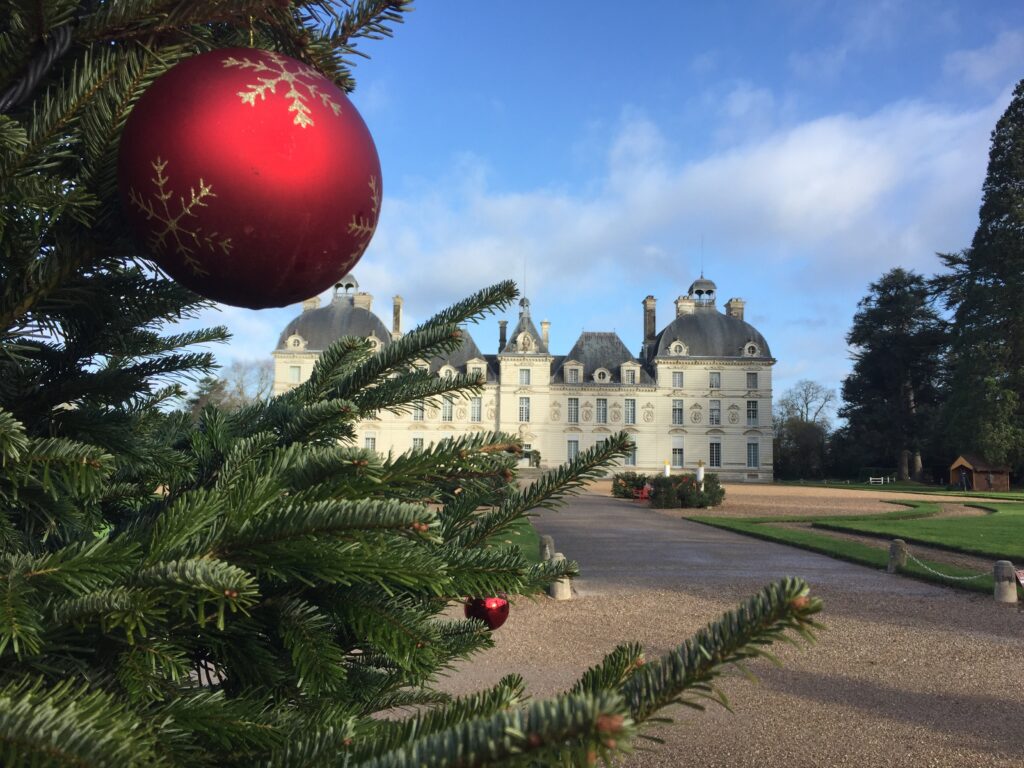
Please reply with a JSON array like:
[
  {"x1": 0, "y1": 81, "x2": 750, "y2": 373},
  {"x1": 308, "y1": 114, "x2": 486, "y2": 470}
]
[{"x1": 438, "y1": 483, "x2": 1024, "y2": 767}]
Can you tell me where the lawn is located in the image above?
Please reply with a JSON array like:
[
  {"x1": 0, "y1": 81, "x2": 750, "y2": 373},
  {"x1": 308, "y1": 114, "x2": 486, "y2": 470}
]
[
  {"x1": 815, "y1": 502, "x2": 1024, "y2": 561},
  {"x1": 488, "y1": 516, "x2": 542, "y2": 564},
  {"x1": 777, "y1": 479, "x2": 1024, "y2": 501},
  {"x1": 687, "y1": 499, "x2": 1022, "y2": 594}
]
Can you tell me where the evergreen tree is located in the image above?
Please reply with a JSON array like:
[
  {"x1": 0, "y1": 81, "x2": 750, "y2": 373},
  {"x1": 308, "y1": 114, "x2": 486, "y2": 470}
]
[
  {"x1": 0, "y1": 3, "x2": 820, "y2": 765},
  {"x1": 839, "y1": 268, "x2": 946, "y2": 480},
  {"x1": 934, "y1": 79, "x2": 1024, "y2": 469}
]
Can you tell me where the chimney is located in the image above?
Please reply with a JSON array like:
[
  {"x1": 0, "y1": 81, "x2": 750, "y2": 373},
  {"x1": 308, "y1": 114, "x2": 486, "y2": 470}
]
[
  {"x1": 642, "y1": 295, "x2": 657, "y2": 342},
  {"x1": 675, "y1": 296, "x2": 695, "y2": 316},
  {"x1": 353, "y1": 292, "x2": 372, "y2": 311},
  {"x1": 392, "y1": 295, "x2": 403, "y2": 337},
  {"x1": 302, "y1": 295, "x2": 321, "y2": 312},
  {"x1": 498, "y1": 320, "x2": 508, "y2": 350},
  {"x1": 725, "y1": 298, "x2": 745, "y2": 320},
  {"x1": 540, "y1": 320, "x2": 550, "y2": 349}
]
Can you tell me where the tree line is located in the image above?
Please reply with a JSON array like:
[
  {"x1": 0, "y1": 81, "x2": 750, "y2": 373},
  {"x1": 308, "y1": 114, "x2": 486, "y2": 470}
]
[{"x1": 775, "y1": 80, "x2": 1024, "y2": 484}]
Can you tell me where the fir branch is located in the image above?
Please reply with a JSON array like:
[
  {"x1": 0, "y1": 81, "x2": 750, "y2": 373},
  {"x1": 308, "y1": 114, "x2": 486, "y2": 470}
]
[
  {"x1": 621, "y1": 578, "x2": 821, "y2": 724},
  {"x1": 451, "y1": 433, "x2": 632, "y2": 548},
  {"x1": 355, "y1": 690, "x2": 633, "y2": 768},
  {"x1": 357, "y1": 674, "x2": 526, "y2": 762},
  {"x1": 0, "y1": 678, "x2": 159, "y2": 767}
]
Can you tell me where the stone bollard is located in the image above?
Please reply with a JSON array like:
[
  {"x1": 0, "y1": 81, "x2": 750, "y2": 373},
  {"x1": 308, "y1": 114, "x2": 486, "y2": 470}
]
[
  {"x1": 539, "y1": 535, "x2": 555, "y2": 563},
  {"x1": 548, "y1": 552, "x2": 572, "y2": 601},
  {"x1": 993, "y1": 560, "x2": 1018, "y2": 604},
  {"x1": 887, "y1": 539, "x2": 907, "y2": 574}
]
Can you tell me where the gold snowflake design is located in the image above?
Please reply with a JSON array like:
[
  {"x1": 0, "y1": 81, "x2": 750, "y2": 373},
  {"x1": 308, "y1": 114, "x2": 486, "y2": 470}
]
[
  {"x1": 223, "y1": 51, "x2": 342, "y2": 128},
  {"x1": 128, "y1": 157, "x2": 233, "y2": 276},
  {"x1": 348, "y1": 176, "x2": 381, "y2": 258}
]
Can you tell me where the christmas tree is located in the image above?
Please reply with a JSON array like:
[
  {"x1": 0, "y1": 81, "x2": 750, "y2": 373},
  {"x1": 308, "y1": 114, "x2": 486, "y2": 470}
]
[{"x1": 0, "y1": 3, "x2": 820, "y2": 765}]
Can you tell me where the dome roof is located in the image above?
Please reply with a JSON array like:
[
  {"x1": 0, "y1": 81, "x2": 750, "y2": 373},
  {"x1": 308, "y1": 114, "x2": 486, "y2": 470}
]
[
  {"x1": 651, "y1": 311, "x2": 771, "y2": 359},
  {"x1": 276, "y1": 295, "x2": 391, "y2": 351}
]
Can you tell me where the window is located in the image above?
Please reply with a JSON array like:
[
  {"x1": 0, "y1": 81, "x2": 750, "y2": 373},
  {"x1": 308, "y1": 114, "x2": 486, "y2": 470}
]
[
  {"x1": 568, "y1": 368, "x2": 580, "y2": 384},
  {"x1": 672, "y1": 437, "x2": 685, "y2": 468},
  {"x1": 747, "y1": 400, "x2": 758, "y2": 426},
  {"x1": 625, "y1": 442, "x2": 637, "y2": 466},
  {"x1": 289, "y1": 365, "x2": 301, "y2": 383},
  {"x1": 596, "y1": 370, "x2": 607, "y2": 382},
  {"x1": 625, "y1": 369, "x2": 636, "y2": 385},
  {"x1": 624, "y1": 398, "x2": 636, "y2": 425},
  {"x1": 567, "y1": 397, "x2": 579, "y2": 423},
  {"x1": 672, "y1": 371, "x2": 683, "y2": 388},
  {"x1": 672, "y1": 399, "x2": 684, "y2": 425},
  {"x1": 413, "y1": 403, "x2": 425, "y2": 421},
  {"x1": 596, "y1": 398, "x2": 608, "y2": 424},
  {"x1": 470, "y1": 397, "x2": 482, "y2": 422},
  {"x1": 412, "y1": 437, "x2": 424, "y2": 451},
  {"x1": 709, "y1": 399, "x2": 721, "y2": 426},
  {"x1": 442, "y1": 396, "x2": 453, "y2": 422},
  {"x1": 519, "y1": 368, "x2": 531, "y2": 385},
  {"x1": 747, "y1": 372, "x2": 758, "y2": 389},
  {"x1": 519, "y1": 397, "x2": 530, "y2": 422},
  {"x1": 709, "y1": 441, "x2": 721, "y2": 468},
  {"x1": 747, "y1": 442, "x2": 759, "y2": 468},
  {"x1": 364, "y1": 436, "x2": 376, "y2": 451},
  {"x1": 471, "y1": 366, "x2": 483, "y2": 380},
  {"x1": 567, "y1": 439, "x2": 579, "y2": 462},
  {"x1": 709, "y1": 371, "x2": 721, "y2": 388}
]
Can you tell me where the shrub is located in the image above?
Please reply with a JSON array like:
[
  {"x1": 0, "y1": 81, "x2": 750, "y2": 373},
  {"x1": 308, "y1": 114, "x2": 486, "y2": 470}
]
[
  {"x1": 648, "y1": 473, "x2": 726, "y2": 508},
  {"x1": 678, "y1": 473, "x2": 726, "y2": 508},
  {"x1": 612, "y1": 471, "x2": 649, "y2": 498},
  {"x1": 649, "y1": 475, "x2": 681, "y2": 508}
]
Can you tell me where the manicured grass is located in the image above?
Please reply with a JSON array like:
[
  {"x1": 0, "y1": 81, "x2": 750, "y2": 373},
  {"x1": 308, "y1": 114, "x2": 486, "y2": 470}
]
[
  {"x1": 815, "y1": 503, "x2": 1024, "y2": 561},
  {"x1": 689, "y1": 515, "x2": 994, "y2": 594},
  {"x1": 776, "y1": 480, "x2": 1024, "y2": 501},
  {"x1": 489, "y1": 516, "x2": 542, "y2": 564}
]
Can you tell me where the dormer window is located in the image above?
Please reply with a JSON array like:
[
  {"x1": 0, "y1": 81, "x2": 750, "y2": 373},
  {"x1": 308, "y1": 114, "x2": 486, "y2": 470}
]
[
  {"x1": 594, "y1": 368, "x2": 610, "y2": 383},
  {"x1": 744, "y1": 342, "x2": 760, "y2": 357},
  {"x1": 669, "y1": 340, "x2": 687, "y2": 356},
  {"x1": 439, "y1": 365, "x2": 456, "y2": 379},
  {"x1": 287, "y1": 334, "x2": 306, "y2": 350},
  {"x1": 366, "y1": 335, "x2": 381, "y2": 352}
]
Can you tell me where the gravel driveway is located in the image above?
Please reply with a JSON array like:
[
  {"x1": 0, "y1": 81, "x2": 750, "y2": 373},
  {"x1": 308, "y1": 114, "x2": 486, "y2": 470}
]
[{"x1": 439, "y1": 483, "x2": 1024, "y2": 767}]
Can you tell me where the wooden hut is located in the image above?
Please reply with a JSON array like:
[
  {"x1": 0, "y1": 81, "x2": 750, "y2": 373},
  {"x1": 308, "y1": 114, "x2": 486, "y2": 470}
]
[{"x1": 949, "y1": 455, "x2": 1011, "y2": 492}]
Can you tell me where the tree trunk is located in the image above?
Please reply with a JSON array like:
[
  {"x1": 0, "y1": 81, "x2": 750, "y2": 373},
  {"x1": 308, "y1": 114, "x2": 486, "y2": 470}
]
[
  {"x1": 897, "y1": 449, "x2": 910, "y2": 481},
  {"x1": 911, "y1": 450, "x2": 923, "y2": 482}
]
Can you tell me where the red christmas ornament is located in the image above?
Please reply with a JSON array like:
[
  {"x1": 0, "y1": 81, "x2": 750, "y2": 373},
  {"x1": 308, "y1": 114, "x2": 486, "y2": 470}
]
[
  {"x1": 464, "y1": 596, "x2": 509, "y2": 631},
  {"x1": 117, "y1": 48, "x2": 381, "y2": 309}
]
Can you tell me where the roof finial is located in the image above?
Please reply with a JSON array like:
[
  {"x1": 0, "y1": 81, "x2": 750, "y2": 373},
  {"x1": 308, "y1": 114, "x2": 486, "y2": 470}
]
[{"x1": 700, "y1": 234, "x2": 704, "y2": 279}]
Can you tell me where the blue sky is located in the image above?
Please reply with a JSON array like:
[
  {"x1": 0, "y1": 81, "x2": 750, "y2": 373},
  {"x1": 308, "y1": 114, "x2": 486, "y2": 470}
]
[{"x1": 186, "y1": 1, "x2": 1024, "y2": 411}]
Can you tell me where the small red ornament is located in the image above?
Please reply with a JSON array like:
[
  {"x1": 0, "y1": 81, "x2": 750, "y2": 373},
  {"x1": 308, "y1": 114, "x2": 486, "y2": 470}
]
[
  {"x1": 118, "y1": 48, "x2": 381, "y2": 309},
  {"x1": 464, "y1": 596, "x2": 509, "y2": 631}
]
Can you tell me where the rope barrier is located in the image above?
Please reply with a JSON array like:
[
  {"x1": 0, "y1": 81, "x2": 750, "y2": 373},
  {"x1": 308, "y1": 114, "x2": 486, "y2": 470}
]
[{"x1": 904, "y1": 550, "x2": 987, "y2": 582}]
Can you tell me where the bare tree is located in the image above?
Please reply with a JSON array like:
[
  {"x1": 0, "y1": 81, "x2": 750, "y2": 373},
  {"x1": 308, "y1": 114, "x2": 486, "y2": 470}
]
[
  {"x1": 221, "y1": 359, "x2": 274, "y2": 405},
  {"x1": 775, "y1": 380, "x2": 836, "y2": 429}
]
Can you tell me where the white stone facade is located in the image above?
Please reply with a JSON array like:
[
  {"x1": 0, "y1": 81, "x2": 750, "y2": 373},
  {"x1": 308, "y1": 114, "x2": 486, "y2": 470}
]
[{"x1": 273, "y1": 277, "x2": 774, "y2": 481}]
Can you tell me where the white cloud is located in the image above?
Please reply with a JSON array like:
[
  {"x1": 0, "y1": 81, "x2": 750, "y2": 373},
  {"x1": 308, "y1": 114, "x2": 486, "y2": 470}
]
[
  {"x1": 945, "y1": 30, "x2": 1024, "y2": 89},
  {"x1": 188, "y1": 88, "x2": 1007, "y2": 401}
]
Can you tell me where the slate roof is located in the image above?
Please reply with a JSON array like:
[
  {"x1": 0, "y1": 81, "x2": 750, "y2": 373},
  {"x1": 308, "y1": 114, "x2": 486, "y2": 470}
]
[
  {"x1": 276, "y1": 293, "x2": 391, "y2": 351},
  {"x1": 649, "y1": 309, "x2": 771, "y2": 360},
  {"x1": 429, "y1": 329, "x2": 499, "y2": 382},
  {"x1": 555, "y1": 332, "x2": 655, "y2": 384}
]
